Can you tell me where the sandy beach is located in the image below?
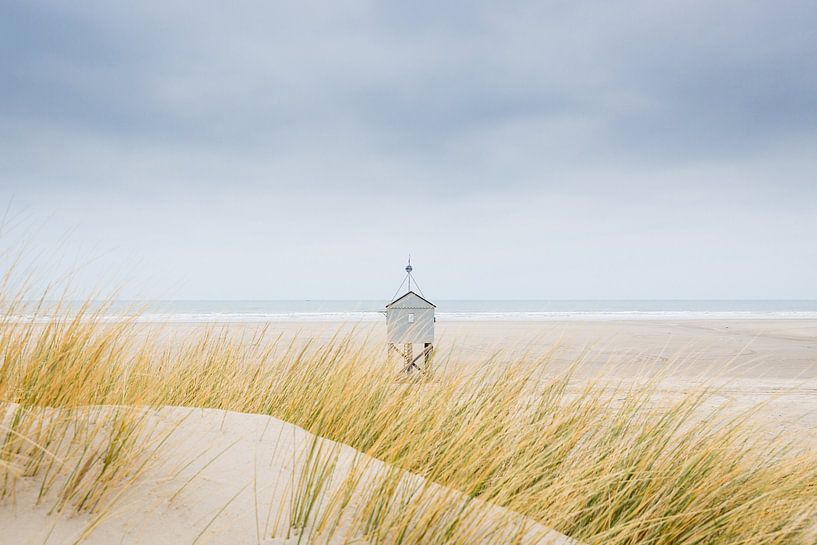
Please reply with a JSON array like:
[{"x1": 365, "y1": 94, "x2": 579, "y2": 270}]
[
  {"x1": 2, "y1": 318, "x2": 815, "y2": 544},
  {"x1": 437, "y1": 319, "x2": 817, "y2": 443},
  {"x1": 153, "y1": 318, "x2": 817, "y2": 442},
  {"x1": 7, "y1": 1, "x2": 817, "y2": 541},
  {"x1": 155, "y1": 319, "x2": 817, "y2": 378}
]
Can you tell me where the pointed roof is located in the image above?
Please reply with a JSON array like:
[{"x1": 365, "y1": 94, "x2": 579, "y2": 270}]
[{"x1": 386, "y1": 290, "x2": 436, "y2": 309}]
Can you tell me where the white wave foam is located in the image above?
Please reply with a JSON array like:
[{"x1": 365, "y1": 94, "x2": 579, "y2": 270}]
[{"x1": 6, "y1": 310, "x2": 817, "y2": 323}]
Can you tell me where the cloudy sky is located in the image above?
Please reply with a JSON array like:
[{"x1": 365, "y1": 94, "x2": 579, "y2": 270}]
[{"x1": 1, "y1": 0, "x2": 816, "y2": 299}]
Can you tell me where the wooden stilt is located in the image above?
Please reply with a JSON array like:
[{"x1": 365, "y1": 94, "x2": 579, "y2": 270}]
[{"x1": 404, "y1": 343, "x2": 413, "y2": 372}]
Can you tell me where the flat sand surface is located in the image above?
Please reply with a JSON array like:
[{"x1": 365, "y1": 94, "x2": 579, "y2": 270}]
[
  {"x1": 151, "y1": 319, "x2": 817, "y2": 443},
  {"x1": 436, "y1": 320, "x2": 817, "y2": 443},
  {"x1": 152, "y1": 318, "x2": 817, "y2": 380}
]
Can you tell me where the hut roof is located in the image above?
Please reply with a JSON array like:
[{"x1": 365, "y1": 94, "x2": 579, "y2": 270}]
[{"x1": 386, "y1": 290, "x2": 436, "y2": 309}]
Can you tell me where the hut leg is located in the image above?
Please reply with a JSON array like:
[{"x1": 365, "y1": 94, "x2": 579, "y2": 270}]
[
  {"x1": 404, "y1": 343, "x2": 413, "y2": 373},
  {"x1": 424, "y1": 343, "x2": 433, "y2": 368}
]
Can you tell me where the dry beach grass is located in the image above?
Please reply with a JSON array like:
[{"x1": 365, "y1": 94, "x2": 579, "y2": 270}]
[{"x1": 1, "y1": 288, "x2": 816, "y2": 544}]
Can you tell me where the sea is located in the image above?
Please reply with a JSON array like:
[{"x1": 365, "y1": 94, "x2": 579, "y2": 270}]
[{"x1": 32, "y1": 299, "x2": 817, "y2": 322}]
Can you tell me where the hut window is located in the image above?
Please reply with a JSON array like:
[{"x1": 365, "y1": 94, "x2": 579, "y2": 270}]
[{"x1": 408, "y1": 313, "x2": 415, "y2": 323}]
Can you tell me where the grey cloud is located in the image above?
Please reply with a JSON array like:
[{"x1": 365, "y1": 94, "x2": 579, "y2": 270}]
[
  {"x1": 1, "y1": 0, "x2": 815, "y2": 298},
  {"x1": 5, "y1": 1, "x2": 816, "y2": 162}
]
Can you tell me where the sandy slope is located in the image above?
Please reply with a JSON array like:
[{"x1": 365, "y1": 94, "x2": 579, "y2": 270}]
[{"x1": 1, "y1": 407, "x2": 575, "y2": 545}]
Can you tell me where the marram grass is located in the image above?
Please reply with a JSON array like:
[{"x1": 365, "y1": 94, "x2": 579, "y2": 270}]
[{"x1": 0, "y1": 299, "x2": 816, "y2": 544}]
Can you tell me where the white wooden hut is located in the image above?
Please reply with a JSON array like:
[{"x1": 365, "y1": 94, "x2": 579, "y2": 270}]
[{"x1": 386, "y1": 260, "x2": 435, "y2": 372}]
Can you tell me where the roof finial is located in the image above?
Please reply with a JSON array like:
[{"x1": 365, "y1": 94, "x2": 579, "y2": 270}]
[{"x1": 406, "y1": 254, "x2": 412, "y2": 290}]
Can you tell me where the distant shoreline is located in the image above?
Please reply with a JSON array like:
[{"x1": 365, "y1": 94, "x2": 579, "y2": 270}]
[
  {"x1": 7, "y1": 312, "x2": 817, "y2": 323},
  {"x1": 11, "y1": 299, "x2": 817, "y2": 322}
]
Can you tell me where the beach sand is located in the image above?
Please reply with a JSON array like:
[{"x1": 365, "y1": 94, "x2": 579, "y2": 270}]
[
  {"x1": 3, "y1": 319, "x2": 814, "y2": 544},
  {"x1": 151, "y1": 319, "x2": 817, "y2": 380},
  {"x1": 435, "y1": 319, "x2": 817, "y2": 444},
  {"x1": 152, "y1": 319, "x2": 817, "y2": 442},
  {"x1": 2, "y1": 408, "x2": 574, "y2": 545}
]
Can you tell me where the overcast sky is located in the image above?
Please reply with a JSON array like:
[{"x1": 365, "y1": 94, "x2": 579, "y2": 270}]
[{"x1": 1, "y1": 0, "x2": 816, "y2": 299}]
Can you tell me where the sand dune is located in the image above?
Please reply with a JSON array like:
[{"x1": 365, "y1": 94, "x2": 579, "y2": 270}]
[{"x1": 2, "y1": 407, "x2": 575, "y2": 545}]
